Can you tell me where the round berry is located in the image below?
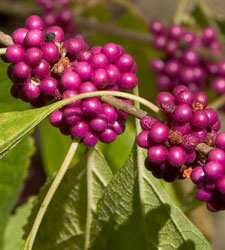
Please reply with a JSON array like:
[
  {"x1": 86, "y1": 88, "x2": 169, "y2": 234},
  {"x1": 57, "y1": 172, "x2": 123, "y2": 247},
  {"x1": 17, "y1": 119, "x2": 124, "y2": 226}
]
[
  {"x1": 46, "y1": 26, "x2": 64, "y2": 42},
  {"x1": 173, "y1": 104, "x2": 192, "y2": 124},
  {"x1": 74, "y1": 62, "x2": 93, "y2": 81},
  {"x1": 202, "y1": 26, "x2": 217, "y2": 44},
  {"x1": 196, "y1": 185, "x2": 212, "y2": 202},
  {"x1": 63, "y1": 90, "x2": 81, "y2": 107},
  {"x1": 32, "y1": 59, "x2": 50, "y2": 79},
  {"x1": 167, "y1": 146, "x2": 186, "y2": 167},
  {"x1": 91, "y1": 69, "x2": 109, "y2": 89},
  {"x1": 63, "y1": 38, "x2": 85, "y2": 55},
  {"x1": 216, "y1": 132, "x2": 225, "y2": 150},
  {"x1": 204, "y1": 161, "x2": 224, "y2": 180},
  {"x1": 137, "y1": 130, "x2": 151, "y2": 148},
  {"x1": 102, "y1": 43, "x2": 120, "y2": 62},
  {"x1": 12, "y1": 28, "x2": 28, "y2": 45},
  {"x1": 164, "y1": 59, "x2": 180, "y2": 77},
  {"x1": 191, "y1": 166, "x2": 205, "y2": 184},
  {"x1": 80, "y1": 98, "x2": 101, "y2": 117},
  {"x1": 6, "y1": 44, "x2": 25, "y2": 63},
  {"x1": 100, "y1": 128, "x2": 117, "y2": 143},
  {"x1": 40, "y1": 76, "x2": 58, "y2": 95},
  {"x1": 191, "y1": 110, "x2": 209, "y2": 129},
  {"x1": 91, "y1": 53, "x2": 108, "y2": 69},
  {"x1": 175, "y1": 90, "x2": 194, "y2": 105},
  {"x1": 41, "y1": 42, "x2": 59, "y2": 63},
  {"x1": 23, "y1": 79, "x2": 40, "y2": 100},
  {"x1": 168, "y1": 24, "x2": 183, "y2": 39},
  {"x1": 217, "y1": 175, "x2": 225, "y2": 194},
  {"x1": 116, "y1": 54, "x2": 134, "y2": 72},
  {"x1": 156, "y1": 74, "x2": 172, "y2": 90},
  {"x1": 118, "y1": 72, "x2": 137, "y2": 89},
  {"x1": 149, "y1": 122, "x2": 169, "y2": 143},
  {"x1": 212, "y1": 76, "x2": 225, "y2": 94},
  {"x1": 156, "y1": 92, "x2": 175, "y2": 107},
  {"x1": 150, "y1": 58, "x2": 164, "y2": 73},
  {"x1": 13, "y1": 61, "x2": 31, "y2": 79},
  {"x1": 24, "y1": 29, "x2": 44, "y2": 47},
  {"x1": 25, "y1": 15, "x2": 44, "y2": 30},
  {"x1": 105, "y1": 64, "x2": 121, "y2": 84},
  {"x1": 24, "y1": 47, "x2": 43, "y2": 67},
  {"x1": 71, "y1": 121, "x2": 89, "y2": 139},
  {"x1": 61, "y1": 71, "x2": 81, "y2": 90},
  {"x1": 149, "y1": 20, "x2": 164, "y2": 35},
  {"x1": 172, "y1": 85, "x2": 188, "y2": 97},
  {"x1": 90, "y1": 117, "x2": 107, "y2": 133},
  {"x1": 50, "y1": 110, "x2": 64, "y2": 127},
  {"x1": 83, "y1": 132, "x2": 99, "y2": 146},
  {"x1": 63, "y1": 107, "x2": 83, "y2": 125},
  {"x1": 100, "y1": 104, "x2": 118, "y2": 123},
  {"x1": 148, "y1": 145, "x2": 168, "y2": 164}
]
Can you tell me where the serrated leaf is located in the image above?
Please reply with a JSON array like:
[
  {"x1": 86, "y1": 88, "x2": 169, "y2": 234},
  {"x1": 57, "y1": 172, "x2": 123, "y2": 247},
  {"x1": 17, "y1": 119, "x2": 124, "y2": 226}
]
[
  {"x1": 23, "y1": 146, "x2": 113, "y2": 249},
  {"x1": 89, "y1": 146, "x2": 211, "y2": 250},
  {"x1": 3, "y1": 198, "x2": 34, "y2": 250}
]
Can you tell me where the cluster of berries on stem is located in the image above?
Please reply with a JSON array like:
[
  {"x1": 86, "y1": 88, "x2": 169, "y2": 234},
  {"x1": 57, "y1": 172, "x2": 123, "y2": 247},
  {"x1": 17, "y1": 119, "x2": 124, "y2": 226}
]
[
  {"x1": 137, "y1": 85, "x2": 225, "y2": 211},
  {"x1": 149, "y1": 21, "x2": 225, "y2": 95},
  {"x1": 5, "y1": 15, "x2": 138, "y2": 147}
]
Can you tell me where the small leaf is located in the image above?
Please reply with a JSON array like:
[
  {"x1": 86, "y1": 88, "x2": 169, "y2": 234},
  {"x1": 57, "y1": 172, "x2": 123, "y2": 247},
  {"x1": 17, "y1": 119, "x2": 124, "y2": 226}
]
[
  {"x1": 89, "y1": 146, "x2": 212, "y2": 250},
  {"x1": 3, "y1": 198, "x2": 34, "y2": 250},
  {"x1": 23, "y1": 146, "x2": 113, "y2": 249}
]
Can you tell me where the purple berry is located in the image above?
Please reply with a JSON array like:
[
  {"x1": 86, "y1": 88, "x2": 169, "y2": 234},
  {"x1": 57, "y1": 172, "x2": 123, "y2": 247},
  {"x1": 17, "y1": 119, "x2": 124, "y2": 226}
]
[
  {"x1": 100, "y1": 128, "x2": 117, "y2": 143},
  {"x1": 156, "y1": 74, "x2": 172, "y2": 90},
  {"x1": 172, "y1": 85, "x2": 188, "y2": 97},
  {"x1": 148, "y1": 145, "x2": 168, "y2": 164},
  {"x1": 216, "y1": 132, "x2": 225, "y2": 150},
  {"x1": 100, "y1": 104, "x2": 118, "y2": 123},
  {"x1": 13, "y1": 61, "x2": 31, "y2": 78},
  {"x1": 102, "y1": 43, "x2": 120, "y2": 62},
  {"x1": 156, "y1": 92, "x2": 175, "y2": 107},
  {"x1": 205, "y1": 108, "x2": 218, "y2": 127},
  {"x1": 78, "y1": 81, "x2": 97, "y2": 94},
  {"x1": 23, "y1": 79, "x2": 40, "y2": 100},
  {"x1": 175, "y1": 90, "x2": 194, "y2": 105},
  {"x1": 152, "y1": 35, "x2": 167, "y2": 49},
  {"x1": 191, "y1": 110, "x2": 209, "y2": 129},
  {"x1": 137, "y1": 130, "x2": 151, "y2": 148},
  {"x1": 32, "y1": 59, "x2": 50, "y2": 79},
  {"x1": 90, "y1": 117, "x2": 107, "y2": 132},
  {"x1": 80, "y1": 98, "x2": 101, "y2": 116},
  {"x1": 116, "y1": 54, "x2": 134, "y2": 72},
  {"x1": 71, "y1": 121, "x2": 89, "y2": 139},
  {"x1": 171, "y1": 121, "x2": 191, "y2": 135},
  {"x1": 61, "y1": 71, "x2": 81, "y2": 90},
  {"x1": 193, "y1": 91, "x2": 208, "y2": 108},
  {"x1": 192, "y1": 129, "x2": 207, "y2": 143},
  {"x1": 109, "y1": 120, "x2": 125, "y2": 135},
  {"x1": 191, "y1": 166, "x2": 205, "y2": 184},
  {"x1": 6, "y1": 44, "x2": 25, "y2": 63},
  {"x1": 40, "y1": 76, "x2": 58, "y2": 95},
  {"x1": 63, "y1": 90, "x2": 81, "y2": 107},
  {"x1": 149, "y1": 20, "x2": 164, "y2": 35},
  {"x1": 204, "y1": 161, "x2": 224, "y2": 180},
  {"x1": 167, "y1": 146, "x2": 186, "y2": 167},
  {"x1": 140, "y1": 116, "x2": 158, "y2": 130},
  {"x1": 83, "y1": 132, "x2": 99, "y2": 146},
  {"x1": 12, "y1": 28, "x2": 28, "y2": 45},
  {"x1": 91, "y1": 68, "x2": 109, "y2": 89},
  {"x1": 212, "y1": 76, "x2": 225, "y2": 94},
  {"x1": 63, "y1": 38, "x2": 85, "y2": 55},
  {"x1": 46, "y1": 26, "x2": 64, "y2": 42},
  {"x1": 25, "y1": 15, "x2": 44, "y2": 30},
  {"x1": 118, "y1": 72, "x2": 138, "y2": 89},
  {"x1": 202, "y1": 26, "x2": 217, "y2": 44},
  {"x1": 41, "y1": 42, "x2": 59, "y2": 63},
  {"x1": 24, "y1": 29, "x2": 44, "y2": 47},
  {"x1": 63, "y1": 107, "x2": 83, "y2": 125},
  {"x1": 50, "y1": 110, "x2": 64, "y2": 127},
  {"x1": 24, "y1": 47, "x2": 43, "y2": 67},
  {"x1": 182, "y1": 50, "x2": 199, "y2": 66},
  {"x1": 168, "y1": 24, "x2": 183, "y2": 39},
  {"x1": 105, "y1": 64, "x2": 121, "y2": 84},
  {"x1": 149, "y1": 122, "x2": 169, "y2": 143},
  {"x1": 74, "y1": 62, "x2": 93, "y2": 81},
  {"x1": 208, "y1": 148, "x2": 225, "y2": 165},
  {"x1": 91, "y1": 53, "x2": 108, "y2": 69},
  {"x1": 212, "y1": 120, "x2": 221, "y2": 132},
  {"x1": 196, "y1": 185, "x2": 212, "y2": 201},
  {"x1": 164, "y1": 59, "x2": 180, "y2": 77},
  {"x1": 150, "y1": 58, "x2": 165, "y2": 73},
  {"x1": 173, "y1": 104, "x2": 192, "y2": 123},
  {"x1": 76, "y1": 50, "x2": 92, "y2": 63}
]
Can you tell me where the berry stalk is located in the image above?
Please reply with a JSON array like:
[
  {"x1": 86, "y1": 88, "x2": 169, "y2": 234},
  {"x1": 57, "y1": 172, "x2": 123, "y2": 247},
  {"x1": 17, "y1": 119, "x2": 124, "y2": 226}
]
[{"x1": 0, "y1": 31, "x2": 13, "y2": 47}]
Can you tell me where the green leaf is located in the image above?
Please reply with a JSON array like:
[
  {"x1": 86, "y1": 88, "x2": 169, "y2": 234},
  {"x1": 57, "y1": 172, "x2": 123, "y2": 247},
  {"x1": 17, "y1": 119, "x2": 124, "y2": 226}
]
[
  {"x1": 40, "y1": 118, "x2": 86, "y2": 176},
  {"x1": 89, "y1": 146, "x2": 211, "y2": 250},
  {"x1": 0, "y1": 60, "x2": 35, "y2": 248},
  {"x1": 23, "y1": 146, "x2": 113, "y2": 249},
  {"x1": 3, "y1": 198, "x2": 34, "y2": 250}
]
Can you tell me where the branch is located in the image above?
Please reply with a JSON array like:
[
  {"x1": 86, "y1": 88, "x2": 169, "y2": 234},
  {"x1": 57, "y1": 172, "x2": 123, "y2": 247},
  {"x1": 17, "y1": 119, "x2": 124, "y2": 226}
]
[
  {"x1": 101, "y1": 95, "x2": 147, "y2": 119},
  {"x1": 0, "y1": 31, "x2": 13, "y2": 47}
]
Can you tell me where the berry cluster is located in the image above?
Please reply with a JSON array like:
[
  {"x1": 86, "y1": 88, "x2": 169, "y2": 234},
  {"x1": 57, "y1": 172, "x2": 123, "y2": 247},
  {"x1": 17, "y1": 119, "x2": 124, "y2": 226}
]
[
  {"x1": 37, "y1": 0, "x2": 76, "y2": 37},
  {"x1": 149, "y1": 21, "x2": 225, "y2": 94},
  {"x1": 6, "y1": 15, "x2": 138, "y2": 147},
  {"x1": 137, "y1": 85, "x2": 225, "y2": 211},
  {"x1": 50, "y1": 42, "x2": 137, "y2": 146}
]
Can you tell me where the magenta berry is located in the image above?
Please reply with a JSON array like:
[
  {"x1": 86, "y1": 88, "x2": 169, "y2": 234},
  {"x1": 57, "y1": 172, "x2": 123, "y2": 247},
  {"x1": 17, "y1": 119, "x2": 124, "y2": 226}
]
[
  {"x1": 50, "y1": 110, "x2": 64, "y2": 127},
  {"x1": 12, "y1": 28, "x2": 28, "y2": 45},
  {"x1": 149, "y1": 122, "x2": 169, "y2": 143},
  {"x1": 25, "y1": 15, "x2": 44, "y2": 30},
  {"x1": 6, "y1": 44, "x2": 25, "y2": 63},
  {"x1": 41, "y1": 42, "x2": 59, "y2": 63},
  {"x1": 167, "y1": 146, "x2": 186, "y2": 167}
]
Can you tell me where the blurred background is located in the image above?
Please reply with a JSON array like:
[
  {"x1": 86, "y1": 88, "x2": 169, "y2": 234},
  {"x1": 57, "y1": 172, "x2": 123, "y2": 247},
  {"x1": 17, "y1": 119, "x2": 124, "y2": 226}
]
[{"x1": 0, "y1": 0, "x2": 225, "y2": 249}]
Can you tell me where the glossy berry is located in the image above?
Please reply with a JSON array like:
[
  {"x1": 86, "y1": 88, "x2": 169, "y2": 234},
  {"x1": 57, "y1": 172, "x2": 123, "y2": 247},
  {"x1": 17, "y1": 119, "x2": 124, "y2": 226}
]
[
  {"x1": 46, "y1": 26, "x2": 64, "y2": 42},
  {"x1": 25, "y1": 15, "x2": 44, "y2": 30},
  {"x1": 149, "y1": 122, "x2": 169, "y2": 143},
  {"x1": 24, "y1": 48, "x2": 43, "y2": 67},
  {"x1": 100, "y1": 128, "x2": 117, "y2": 143},
  {"x1": 61, "y1": 71, "x2": 81, "y2": 90},
  {"x1": 12, "y1": 28, "x2": 28, "y2": 45},
  {"x1": 204, "y1": 161, "x2": 224, "y2": 180},
  {"x1": 148, "y1": 145, "x2": 167, "y2": 164},
  {"x1": 41, "y1": 42, "x2": 59, "y2": 63},
  {"x1": 6, "y1": 44, "x2": 25, "y2": 63},
  {"x1": 191, "y1": 166, "x2": 205, "y2": 184},
  {"x1": 216, "y1": 132, "x2": 225, "y2": 150},
  {"x1": 71, "y1": 121, "x2": 89, "y2": 139},
  {"x1": 40, "y1": 76, "x2": 58, "y2": 95},
  {"x1": 24, "y1": 29, "x2": 44, "y2": 47},
  {"x1": 23, "y1": 80, "x2": 40, "y2": 100},
  {"x1": 102, "y1": 43, "x2": 120, "y2": 62},
  {"x1": 50, "y1": 110, "x2": 64, "y2": 127},
  {"x1": 167, "y1": 146, "x2": 186, "y2": 167}
]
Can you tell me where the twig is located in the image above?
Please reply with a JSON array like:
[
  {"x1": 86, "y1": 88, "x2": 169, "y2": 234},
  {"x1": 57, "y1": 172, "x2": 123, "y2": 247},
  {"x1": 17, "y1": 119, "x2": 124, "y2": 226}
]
[
  {"x1": 174, "y1": 0, "x2": 189, "y2": 24},
  {"x1": 0, "y1": 31, "x2": 13, "y2": 47},
  {"x1": 101, "y1": 95, "x2": 147, "y2": 119}
]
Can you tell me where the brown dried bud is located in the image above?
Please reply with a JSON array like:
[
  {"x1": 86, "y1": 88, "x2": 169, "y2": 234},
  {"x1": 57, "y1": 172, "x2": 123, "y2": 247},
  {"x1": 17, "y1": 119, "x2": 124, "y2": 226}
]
[
  {"x1": 52, "y1": 57, "x2": 71, "y2": 75},
  {"x1": 182, "y1": 166, "x2": 192, "y2": 179},
  {"x1": 205, "y1": 131, "x2": 217, "y2": 147},
  {"x1": 192, "y1": 101, "x2": 204, "y2": 112},
  {"x1": 168, "y1": 130, "x2": 183, "y2": 144}
]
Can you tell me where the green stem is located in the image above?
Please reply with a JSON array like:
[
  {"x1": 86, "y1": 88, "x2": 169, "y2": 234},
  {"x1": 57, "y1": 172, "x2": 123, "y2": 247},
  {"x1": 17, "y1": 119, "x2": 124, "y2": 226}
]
[
  {"x1": 0, "y1": 48, "x2": 7, "y2": 55},
  {"x1": 22, "y1": 140, "x2": 79, "y2": 250},
  {"x1": 174, "y1": 0, "x2": 189, "y2": 24}
]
